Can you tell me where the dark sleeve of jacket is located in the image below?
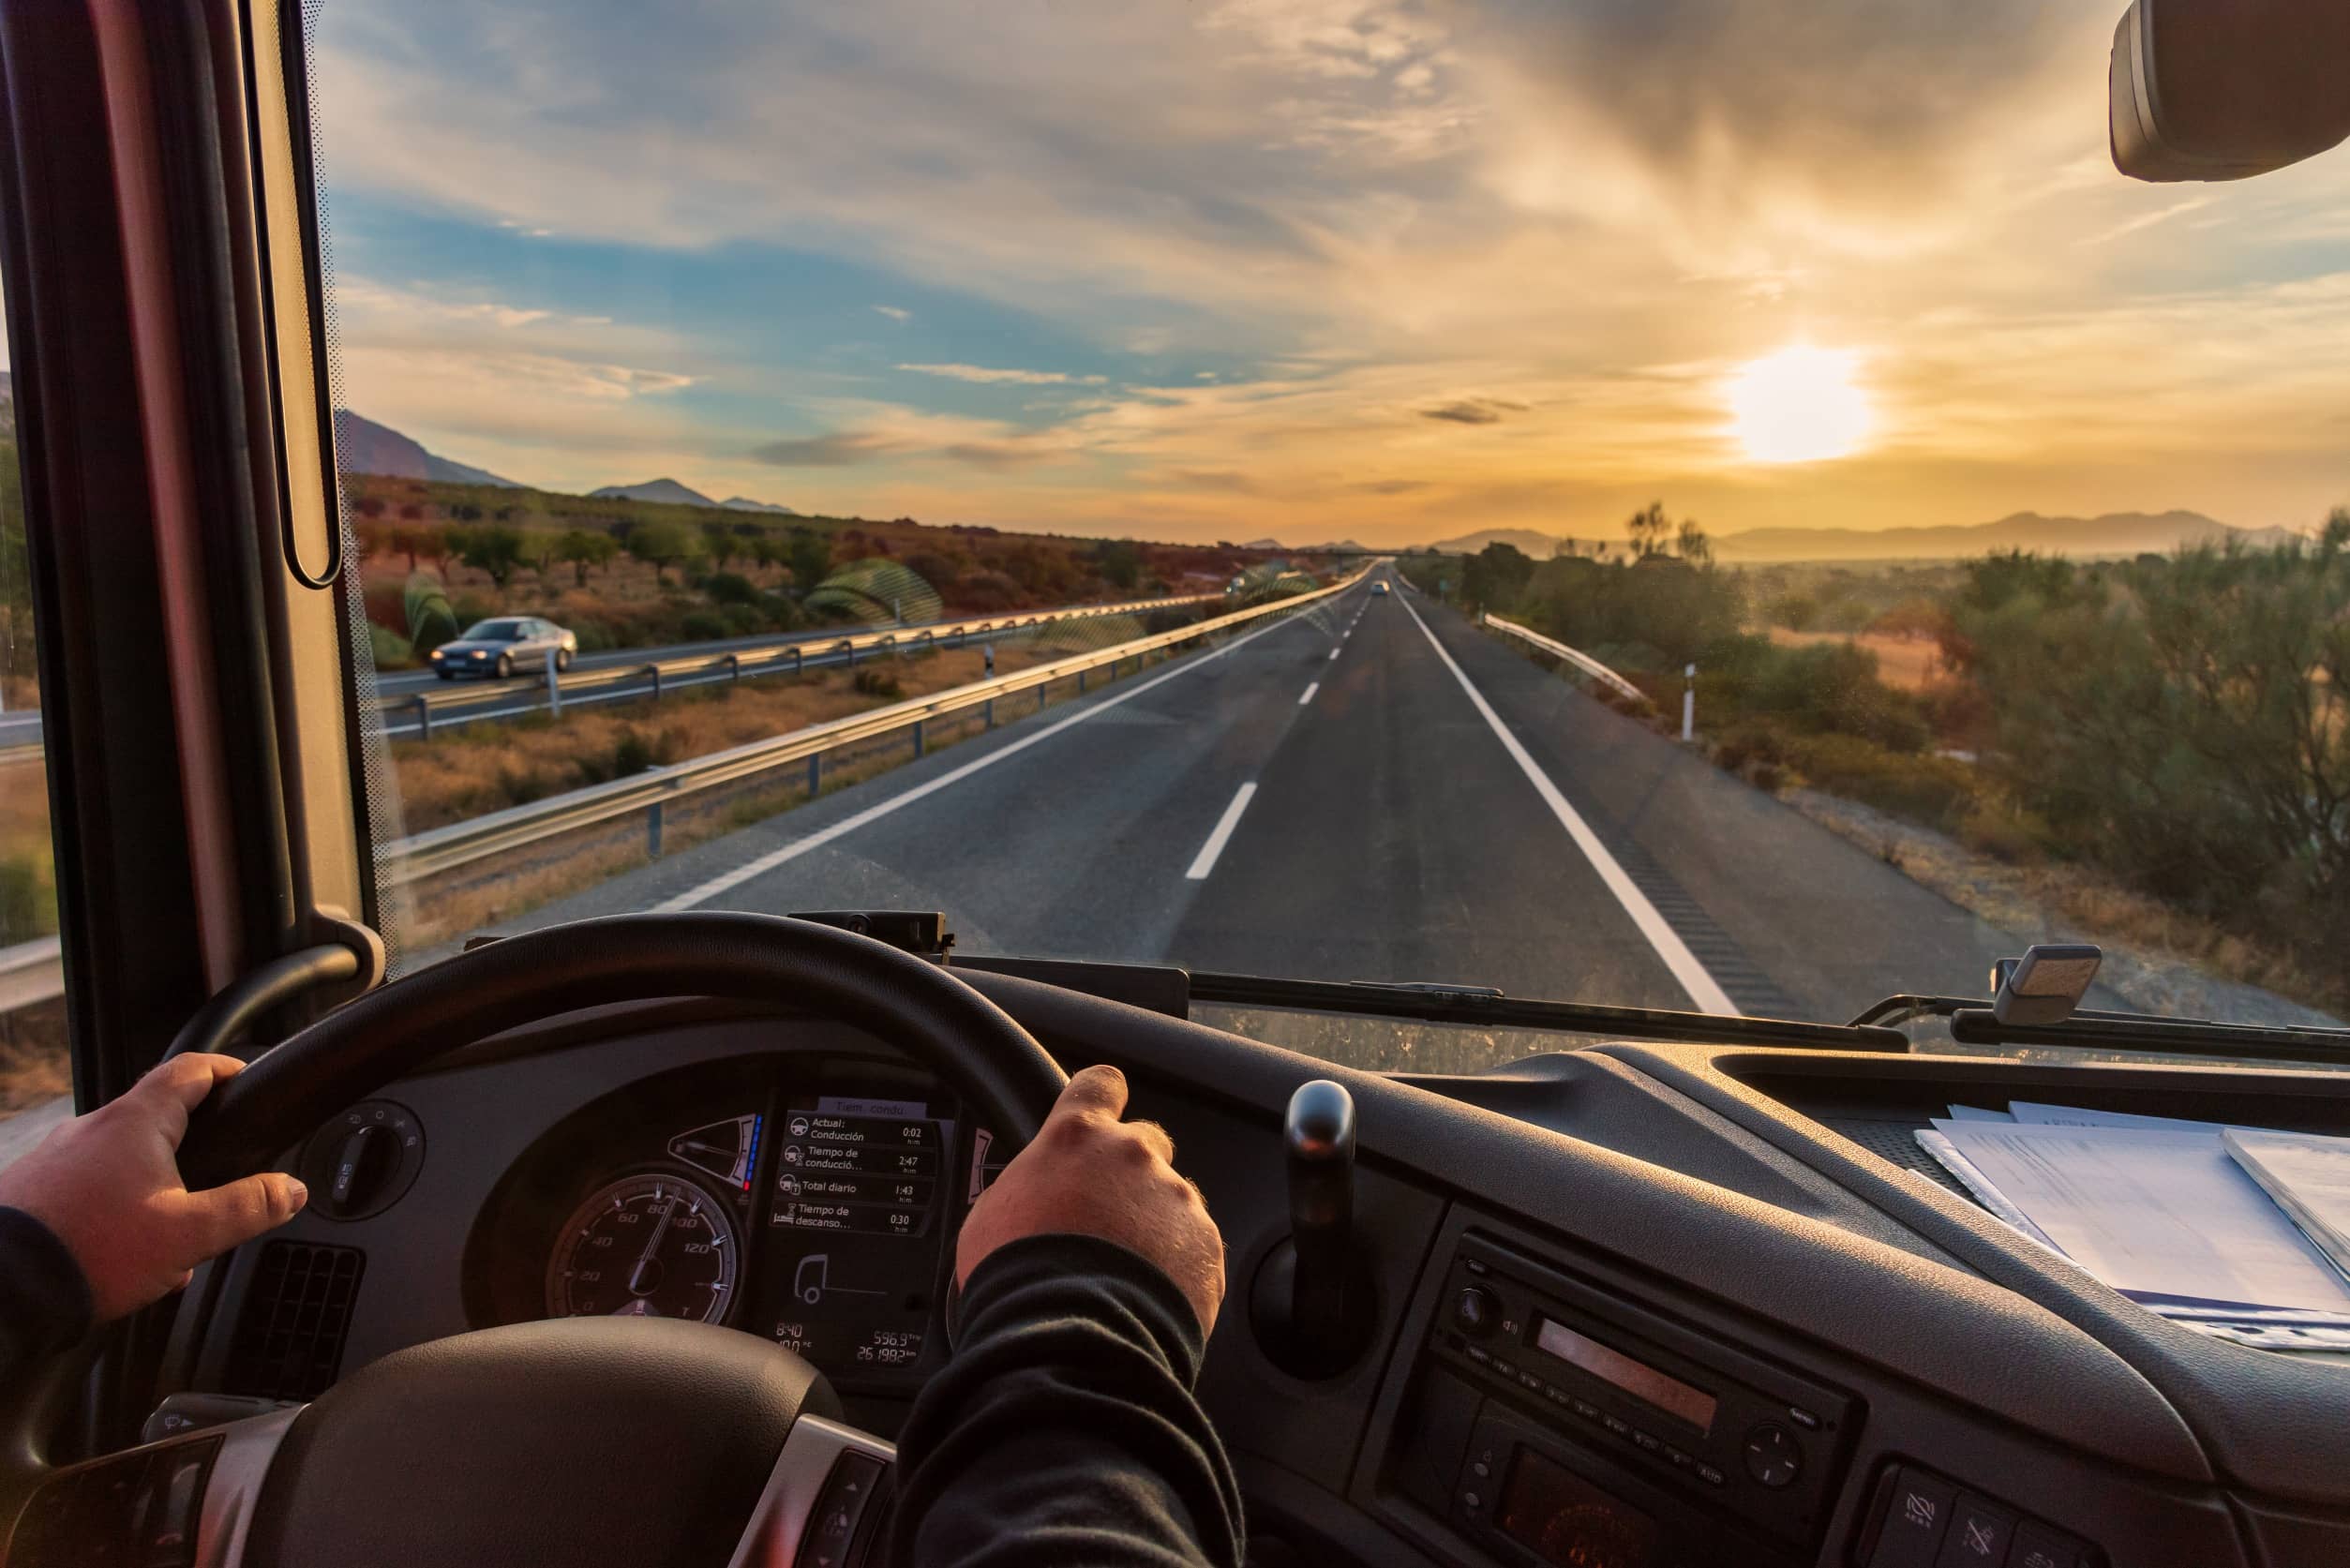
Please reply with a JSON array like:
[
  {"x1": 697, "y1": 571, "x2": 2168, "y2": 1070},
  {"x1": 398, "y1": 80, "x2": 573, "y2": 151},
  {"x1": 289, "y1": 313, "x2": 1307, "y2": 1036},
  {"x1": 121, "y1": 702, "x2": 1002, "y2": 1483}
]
[
  {"x1": 0, "y1": 1206, "x2": 93, "y2": 1380},
  {"x1": 888, "y1": 1233, "x2": 1244, "y2": 1568}
]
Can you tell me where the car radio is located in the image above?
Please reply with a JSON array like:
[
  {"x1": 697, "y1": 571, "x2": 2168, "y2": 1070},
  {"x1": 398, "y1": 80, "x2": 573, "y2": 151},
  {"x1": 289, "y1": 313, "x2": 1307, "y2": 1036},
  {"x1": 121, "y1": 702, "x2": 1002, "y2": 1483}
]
[{"x1": 1425, "y1": 1233, "x2": 1856, "y2": 1558}]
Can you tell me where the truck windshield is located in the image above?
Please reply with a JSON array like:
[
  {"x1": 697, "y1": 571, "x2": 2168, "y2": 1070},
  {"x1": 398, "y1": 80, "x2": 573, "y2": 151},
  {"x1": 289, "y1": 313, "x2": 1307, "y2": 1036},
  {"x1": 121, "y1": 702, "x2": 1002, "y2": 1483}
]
[{"x1": 283, "y1": 0, "x2": 2348, "y2": 1070}]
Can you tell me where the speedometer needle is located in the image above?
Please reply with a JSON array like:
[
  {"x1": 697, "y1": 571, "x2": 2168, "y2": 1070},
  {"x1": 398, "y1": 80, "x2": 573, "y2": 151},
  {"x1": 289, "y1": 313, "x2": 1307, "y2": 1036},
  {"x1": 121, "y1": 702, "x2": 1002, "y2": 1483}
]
[{"x1": 628, "y1": 1192, "x2": 681, "y2": 1296}]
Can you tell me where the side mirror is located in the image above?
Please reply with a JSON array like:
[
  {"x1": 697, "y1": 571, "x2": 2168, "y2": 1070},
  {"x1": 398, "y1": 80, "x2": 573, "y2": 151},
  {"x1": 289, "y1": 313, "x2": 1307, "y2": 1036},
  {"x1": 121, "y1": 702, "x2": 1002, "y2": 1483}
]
[{"x1": 2110, "y1": 0, "x2": 2350, "y2": 182}]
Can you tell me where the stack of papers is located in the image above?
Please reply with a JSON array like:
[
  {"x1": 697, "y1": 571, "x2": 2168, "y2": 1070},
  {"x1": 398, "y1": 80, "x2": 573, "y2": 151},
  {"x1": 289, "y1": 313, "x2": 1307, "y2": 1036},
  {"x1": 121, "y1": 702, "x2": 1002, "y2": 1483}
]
[
  {"x1": 2223, "y1": 1129, "x2": 2350, "y2": 1281},
  {"x1": 1915, "y1": 1102, "x2": 2350, "y2": 1351}
]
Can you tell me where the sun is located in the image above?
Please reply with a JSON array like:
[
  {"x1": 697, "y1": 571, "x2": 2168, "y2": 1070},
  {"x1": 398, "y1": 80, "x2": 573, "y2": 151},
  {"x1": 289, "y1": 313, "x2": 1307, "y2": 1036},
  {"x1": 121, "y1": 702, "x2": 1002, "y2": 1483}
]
[{"x1": 1725, "y1": 345, "x2": 1873, "y2": 464}]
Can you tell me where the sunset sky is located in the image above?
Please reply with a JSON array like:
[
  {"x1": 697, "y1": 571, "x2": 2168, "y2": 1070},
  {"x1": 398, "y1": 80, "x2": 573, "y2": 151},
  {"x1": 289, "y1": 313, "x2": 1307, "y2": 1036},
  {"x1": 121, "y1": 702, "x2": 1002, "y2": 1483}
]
[{"x1": 312, "y1": 0, "x2": 2350, "y2": 546}]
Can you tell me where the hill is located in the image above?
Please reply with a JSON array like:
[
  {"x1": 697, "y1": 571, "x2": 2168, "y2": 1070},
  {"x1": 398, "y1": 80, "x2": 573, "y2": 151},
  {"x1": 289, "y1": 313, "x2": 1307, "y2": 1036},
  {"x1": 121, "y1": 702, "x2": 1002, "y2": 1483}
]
[
  {"x1": 333, "y1": 409, "x2": 520, "y2": 487},
  {"x1": 1430, "y1": 528, "x2": 1567, "y2": 558},
  {"x1": 722, "y1": 496, "x2": 800, "y2": 515},
  {"x1": 590, "y1": 478, "x2": 717, "y2": 507},
  {"x1": 1709, "y1": 510, "x2": 2302, "y2": 562}
]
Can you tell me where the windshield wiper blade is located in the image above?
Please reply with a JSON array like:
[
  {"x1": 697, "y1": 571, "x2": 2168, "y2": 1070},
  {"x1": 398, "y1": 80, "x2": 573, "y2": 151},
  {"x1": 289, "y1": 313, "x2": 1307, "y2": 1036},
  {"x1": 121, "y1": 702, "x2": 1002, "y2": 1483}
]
[
  {"x1": 1851, "y1": 993, "x2": 2350, "y2": 1068},
  {"x1": 1187, "y1": 970, "x2": 1908, "y2": 1053}
]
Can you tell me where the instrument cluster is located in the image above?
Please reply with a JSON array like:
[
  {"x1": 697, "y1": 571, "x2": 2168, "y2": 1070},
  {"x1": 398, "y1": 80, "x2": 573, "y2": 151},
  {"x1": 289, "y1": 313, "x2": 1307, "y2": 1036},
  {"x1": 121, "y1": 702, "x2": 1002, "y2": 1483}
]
[{"x1": 467, "y1": 1054, "x2": 1005, "y2": 1390}]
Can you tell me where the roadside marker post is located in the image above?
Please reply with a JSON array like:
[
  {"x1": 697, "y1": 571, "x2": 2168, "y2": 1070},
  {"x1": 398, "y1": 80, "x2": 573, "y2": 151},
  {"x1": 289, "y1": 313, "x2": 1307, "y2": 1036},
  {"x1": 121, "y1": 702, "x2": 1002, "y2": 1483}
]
[
  {"x1": 546, "y1": 648, "x2": 563, "y2": 717},
  {"x1": 1682, "y1": 665, "x2": 1696, "y2": 742}
]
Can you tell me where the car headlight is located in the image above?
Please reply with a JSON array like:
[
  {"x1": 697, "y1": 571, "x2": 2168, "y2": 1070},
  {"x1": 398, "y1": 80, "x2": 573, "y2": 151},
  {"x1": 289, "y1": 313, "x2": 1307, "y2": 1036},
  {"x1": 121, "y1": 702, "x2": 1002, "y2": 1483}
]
[{"x1": 470, "y1": 650, "x2": 487, "y2": 660}]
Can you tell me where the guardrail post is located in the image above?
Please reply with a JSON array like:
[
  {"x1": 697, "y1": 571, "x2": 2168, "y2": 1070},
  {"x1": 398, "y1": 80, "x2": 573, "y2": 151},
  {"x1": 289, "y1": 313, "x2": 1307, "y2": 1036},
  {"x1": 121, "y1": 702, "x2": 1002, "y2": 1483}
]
[
  {"x1": 846, "y1": 641, "x2": 858, "y2": 669},
  {"x1": 647, "y1": 800, "x2": 665, "y2": 859},
  {"x1": 913, "y1": 720, "x2": 925, "y2": 759},
  {"x1": 545, "y1": 649, "x2": 562, "y2": 716},
  {"x1": 983, "y1": 697, "x2": 994, "y2": 731},
  {"x1": 807, "y1": 753, "x2": 822, "y2": 796},
  {"x1": 1078, "y1": 668, "x2": 1087, "y2": 695},
  {"x1": 726, "y1": 653, "x2": 741, "y2": 685},
  {"x1": 414, "y1": 694, "x2": 432, "y2": 741},
  {"x1": 793, "y1": 646, "x2": 804, "y2": 675},
  {"x1": 646, "y1": 665, "x2": 663, "y2": 701},
  {"x1": 1039, "y1": 685, "x2": 1047, "y2": 714}
]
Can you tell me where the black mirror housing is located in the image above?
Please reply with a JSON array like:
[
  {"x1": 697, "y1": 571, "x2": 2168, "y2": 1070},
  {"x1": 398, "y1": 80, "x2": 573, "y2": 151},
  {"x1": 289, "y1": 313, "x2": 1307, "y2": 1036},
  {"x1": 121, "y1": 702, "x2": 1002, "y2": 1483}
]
[{"x1": 2110, "y1": 0, "x2": 2350, "y2": 182}]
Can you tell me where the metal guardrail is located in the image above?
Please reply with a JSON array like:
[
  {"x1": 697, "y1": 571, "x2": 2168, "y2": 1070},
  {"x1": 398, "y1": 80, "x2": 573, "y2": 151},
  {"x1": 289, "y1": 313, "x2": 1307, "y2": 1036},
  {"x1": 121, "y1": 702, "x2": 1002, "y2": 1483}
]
[
  {"x1": 391, "y1": 573, "x2": 1362, "y2": 883},
  {"x1": 383, "y1": 590, "x2": 1222, "y2": 731},
  {"x1": 1482, "y1": 613, "x2": 1649, "y2": 706},
  {"x1": 0, "y1": 936, "x2": 63, "y2": 1012}
]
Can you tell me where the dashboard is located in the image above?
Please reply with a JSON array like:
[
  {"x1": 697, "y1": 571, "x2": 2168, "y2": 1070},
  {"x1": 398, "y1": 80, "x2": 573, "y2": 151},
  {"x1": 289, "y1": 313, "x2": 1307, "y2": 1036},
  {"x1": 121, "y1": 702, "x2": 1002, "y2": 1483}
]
[
  {"x1": 157, "y1": 975, "x2": 2350, "y2": 1567},
  {"x1": 460, "y1": 1055, "x2": 1000, "y2": 1389}
]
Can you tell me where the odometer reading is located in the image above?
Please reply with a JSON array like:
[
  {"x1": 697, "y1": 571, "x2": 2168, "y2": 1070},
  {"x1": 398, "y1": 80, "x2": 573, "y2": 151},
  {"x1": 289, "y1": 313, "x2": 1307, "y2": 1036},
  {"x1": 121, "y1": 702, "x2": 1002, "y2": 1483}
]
[{"x1": 546, "y1": 1174, "x2": 738, "y2": 1323}]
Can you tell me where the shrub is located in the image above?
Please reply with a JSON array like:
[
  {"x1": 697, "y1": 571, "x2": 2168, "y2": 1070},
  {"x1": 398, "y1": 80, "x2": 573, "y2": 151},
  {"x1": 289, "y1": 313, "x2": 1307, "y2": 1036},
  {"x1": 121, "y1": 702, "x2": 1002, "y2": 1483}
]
[
  {"x1": 706, "y1": 572, "x2": 759, "y2": 606},
  {"x1": 719, "y1": 604, "x2": 764, "y2": 636},
  {"x1": 0, "y1": 855, "x2": 55, "y2": 941},
  {"x1": 681, "y1": 611, "x2": 728, "y2": 640},
  {"x1": 369, "y1": 623, "x2": 416, "y2": 669},
  {"x1": 852, "y1": 667, "x2": 903, "y2": 698}
]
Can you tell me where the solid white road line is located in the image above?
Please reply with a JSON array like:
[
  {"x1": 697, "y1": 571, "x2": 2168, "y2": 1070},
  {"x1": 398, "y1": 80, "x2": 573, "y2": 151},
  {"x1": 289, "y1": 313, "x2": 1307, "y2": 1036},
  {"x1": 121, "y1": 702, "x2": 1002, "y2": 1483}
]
[
  {"x1": 658, "y1": 612, "x2": 1310, "y2": 912},
  {"x1": 1396, "y1": 595, "x2": 1740, "y2": 1016},
  {"x1": 1298, "y1": 682, "x2": 1320, "y2": 705},
  {"x1": 1185, "y1": 783, "x2": 1258, "y2": 881}
]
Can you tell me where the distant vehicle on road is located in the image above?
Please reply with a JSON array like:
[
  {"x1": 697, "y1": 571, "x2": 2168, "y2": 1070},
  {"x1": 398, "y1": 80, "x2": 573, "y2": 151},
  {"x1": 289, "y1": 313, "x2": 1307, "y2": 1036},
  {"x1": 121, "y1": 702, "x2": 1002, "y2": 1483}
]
[
  {"x1": 1370, "y1": 580, "x2": 1392, "y2": 596},
  {"x1": 428, "y1": 618, "x2": 577, "y2": 680}
]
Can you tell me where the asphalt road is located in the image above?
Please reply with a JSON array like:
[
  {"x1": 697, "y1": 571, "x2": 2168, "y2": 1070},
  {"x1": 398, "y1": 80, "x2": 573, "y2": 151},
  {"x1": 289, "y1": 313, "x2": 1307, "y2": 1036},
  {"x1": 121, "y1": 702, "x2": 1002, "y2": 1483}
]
[{"x1": 501, "y1": 572, "x2": 2052, "y2": 1038}]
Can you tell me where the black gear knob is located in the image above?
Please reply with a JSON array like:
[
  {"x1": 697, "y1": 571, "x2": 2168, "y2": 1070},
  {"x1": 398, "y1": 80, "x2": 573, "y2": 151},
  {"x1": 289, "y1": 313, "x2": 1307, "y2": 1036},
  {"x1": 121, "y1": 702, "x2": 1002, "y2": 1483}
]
[{"x1": 1251, "y1": 1080, "x2": 1375, "y2": 1379}]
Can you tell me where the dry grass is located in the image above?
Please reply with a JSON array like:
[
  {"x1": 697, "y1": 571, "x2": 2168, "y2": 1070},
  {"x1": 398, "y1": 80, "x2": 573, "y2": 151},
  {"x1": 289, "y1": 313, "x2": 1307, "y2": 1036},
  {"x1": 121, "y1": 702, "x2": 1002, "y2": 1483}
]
[
  {"x1": 0, "y1": 1000, "x2": 70, "y2": 1114},
  {"x1": 1768, "y1": 627, "x2": 1944, "y2": 692},
  {"x1": 393, "y1": 641, "x2": 1063, "y2": 831}
]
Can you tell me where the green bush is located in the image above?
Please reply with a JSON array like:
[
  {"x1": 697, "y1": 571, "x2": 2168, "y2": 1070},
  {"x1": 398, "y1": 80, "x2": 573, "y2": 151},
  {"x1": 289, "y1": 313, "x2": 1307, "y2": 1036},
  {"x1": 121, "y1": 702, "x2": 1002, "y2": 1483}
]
[
  {"x1": 680, "y1": 611, "x2": 728, "y2": 640},
  {"x1": 1950, "y1": 519, "x2": 2350, "y2": 962},
  {"x1": 0, "y1": 855, "x2": 56, "y2": 942},
  {"x1": 706, "y1": 572, "x2": 759, "y2": 606},
  {"x1": 369, "y1": 623, "x2": 416, "y2": 669},
  {"x1": 719, "y1": 604, "x2": 764, "y2": 636}
]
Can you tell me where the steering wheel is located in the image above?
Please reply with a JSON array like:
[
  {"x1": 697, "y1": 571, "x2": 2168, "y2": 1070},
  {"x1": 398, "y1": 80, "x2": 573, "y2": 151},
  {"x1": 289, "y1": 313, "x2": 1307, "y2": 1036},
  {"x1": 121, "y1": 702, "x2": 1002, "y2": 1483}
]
[{"x1": 4, "y1": 912, "x2": 1068, "y2": 1568}]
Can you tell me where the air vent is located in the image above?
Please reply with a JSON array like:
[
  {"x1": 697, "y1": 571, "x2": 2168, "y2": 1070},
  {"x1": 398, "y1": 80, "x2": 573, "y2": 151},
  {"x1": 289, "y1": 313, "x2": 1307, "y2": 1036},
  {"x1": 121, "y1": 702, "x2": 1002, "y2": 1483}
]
[{"x1": 224, "y1": 1241, "x2": 364, "y2": 1400}]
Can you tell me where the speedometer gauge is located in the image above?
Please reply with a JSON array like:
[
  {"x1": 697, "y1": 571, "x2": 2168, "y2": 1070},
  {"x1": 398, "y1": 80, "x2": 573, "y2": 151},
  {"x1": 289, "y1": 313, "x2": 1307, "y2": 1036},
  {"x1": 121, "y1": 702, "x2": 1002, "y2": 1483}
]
[{"x1": 546, "y1": 1174, "x2": 739, "y2": 1323}]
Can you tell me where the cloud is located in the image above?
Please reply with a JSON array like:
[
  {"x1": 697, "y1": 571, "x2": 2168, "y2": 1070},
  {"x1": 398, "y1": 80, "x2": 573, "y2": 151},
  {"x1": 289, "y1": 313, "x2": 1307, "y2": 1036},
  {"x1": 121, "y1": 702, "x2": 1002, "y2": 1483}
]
[
  {"x1": 749, "y1": 430, "x2": 905, "y2": 467},
  {"x1": 942, "y1": 441, "x2": 1055, "y2": 471},
  {"x1": 2076, "y1": 197, "x2": 2212, "y2": 248},
  {"x1": 896, "y1": 363, "x2": 1106, "y2": 386},
  {"x1": 1418, "y1": 396, "x2": 1525, "y2": 425},
  {"x1": 871, "y1": 305, "x2": 911, "y2": 321}
]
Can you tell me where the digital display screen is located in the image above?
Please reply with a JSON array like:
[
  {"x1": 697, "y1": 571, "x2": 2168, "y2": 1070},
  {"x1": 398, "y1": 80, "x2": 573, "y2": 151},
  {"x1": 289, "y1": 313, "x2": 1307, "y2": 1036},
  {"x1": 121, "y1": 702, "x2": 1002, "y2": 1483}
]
[
  {"x1": 1496, "y1": 1448, "x2": 1664, "y2": 1568},
  {"x1": 1534, "y1": 1316, "x2": 1717, "y2": 1435},
  {"x1": 760, "y1": 1095, "x2": 950, "y2": 1372}
]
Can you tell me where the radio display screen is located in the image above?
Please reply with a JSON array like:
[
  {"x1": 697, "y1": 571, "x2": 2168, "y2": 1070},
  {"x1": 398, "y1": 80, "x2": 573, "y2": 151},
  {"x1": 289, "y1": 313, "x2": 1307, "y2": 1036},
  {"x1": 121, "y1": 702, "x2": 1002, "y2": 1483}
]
[
  {"x1": 1497, "y1": 1447, "x2": 1664, "y2": 1568},
  {"x1": 1534, "y1": 1315, "x2": 1717, "y2": 1435}
]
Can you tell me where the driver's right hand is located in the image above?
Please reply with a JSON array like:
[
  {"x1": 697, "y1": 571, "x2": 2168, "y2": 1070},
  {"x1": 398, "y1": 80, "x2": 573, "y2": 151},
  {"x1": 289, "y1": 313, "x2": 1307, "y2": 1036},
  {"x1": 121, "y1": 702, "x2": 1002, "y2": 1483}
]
[{"x1": 953, "y1": 1064, "x2": 1226, "y2": 1336}]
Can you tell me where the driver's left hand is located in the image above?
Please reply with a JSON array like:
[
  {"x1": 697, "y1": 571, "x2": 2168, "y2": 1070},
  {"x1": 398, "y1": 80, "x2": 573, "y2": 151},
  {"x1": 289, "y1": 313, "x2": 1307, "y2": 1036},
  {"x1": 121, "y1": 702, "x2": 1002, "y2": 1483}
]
[{"x1": 0, "y1": 1054, "x2": 308, "y2": 1321}]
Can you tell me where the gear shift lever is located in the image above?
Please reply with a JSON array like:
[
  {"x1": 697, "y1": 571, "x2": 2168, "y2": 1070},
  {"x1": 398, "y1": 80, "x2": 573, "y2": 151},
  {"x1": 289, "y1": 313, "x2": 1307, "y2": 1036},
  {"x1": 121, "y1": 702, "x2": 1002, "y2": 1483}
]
[{"x1": 1250, "y1": 1080, "x2": 1376, "y2": 1378}]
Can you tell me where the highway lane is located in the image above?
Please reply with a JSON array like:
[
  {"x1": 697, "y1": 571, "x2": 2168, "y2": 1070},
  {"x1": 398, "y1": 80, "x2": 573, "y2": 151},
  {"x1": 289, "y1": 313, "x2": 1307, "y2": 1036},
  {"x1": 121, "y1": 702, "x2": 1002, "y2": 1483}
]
[{"x1": 500, "y1": 568, "x2": 2048, "y2": 1032}]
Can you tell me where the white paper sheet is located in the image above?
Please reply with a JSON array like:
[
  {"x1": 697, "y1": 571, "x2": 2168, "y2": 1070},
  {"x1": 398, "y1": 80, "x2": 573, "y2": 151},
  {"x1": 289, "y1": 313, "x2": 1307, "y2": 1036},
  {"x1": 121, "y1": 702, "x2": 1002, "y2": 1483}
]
[
  {"x1": 1923, "y1": 1121, "x2": 2350, "y2": 1315},
  {"x1": 2006, "y1": 1102, "x2": 2230, "y2": 1134},
  {"x1": 1943, "y1": 1105, "x2": 2016, "y2": 1122}
]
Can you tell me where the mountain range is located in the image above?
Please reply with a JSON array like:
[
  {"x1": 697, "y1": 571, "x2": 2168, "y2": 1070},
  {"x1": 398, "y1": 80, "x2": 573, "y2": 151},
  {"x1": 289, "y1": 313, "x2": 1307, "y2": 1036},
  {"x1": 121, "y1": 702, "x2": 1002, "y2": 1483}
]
[
  {"x1": 333, "y1": 410, "x2": 523, "y2": 488},
  {"x1": 1705, "y1": 510, "x2": 2302, "y2": 562},
  {"x1": 1429, "y1": 512, "x2": 2303, "y2": 562},
  {"x1": 334, "y1": 411, "x2": 797, "y2": 514}
]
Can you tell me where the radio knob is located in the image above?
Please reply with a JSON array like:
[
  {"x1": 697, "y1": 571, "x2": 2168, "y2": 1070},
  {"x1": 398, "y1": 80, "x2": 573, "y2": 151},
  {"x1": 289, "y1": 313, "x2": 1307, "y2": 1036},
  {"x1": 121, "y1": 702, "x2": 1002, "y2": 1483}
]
[
  {"x1": 1742, "y1": 1423, "x2": 1802, "y2": 1488},
  {"x1": 1452, "y1": 1285, "x2": 1501, "y2": 1338}
]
